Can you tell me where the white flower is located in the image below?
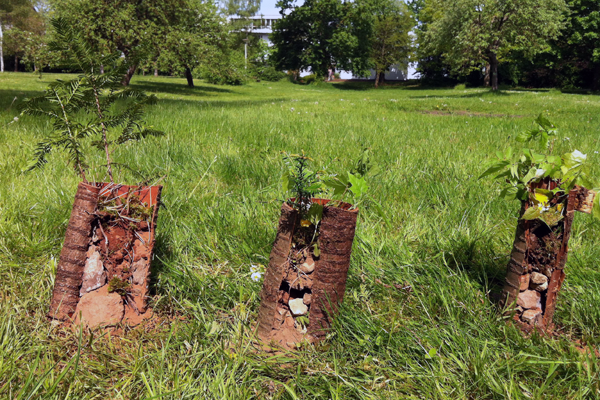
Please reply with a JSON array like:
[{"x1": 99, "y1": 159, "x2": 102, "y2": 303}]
[
  {"x1": 595, "y1": 151, "x2": 599, "y2": 154},
  {"x1": 290, "y1": 107, "x2": 294, "y2": 111},
  {"x1": 13, "y1": 117, "x2": 18, "y2": 121},
  {"x1": 315, "y1": 102, "x2": 318, "y2": 105},
  {"x1": 564, "y1": 137, "x2": 570, "y2": 141},
  {"x1": 535, "y1": 168, "x2": 546, "y2": 178},
  {"x1": 250, "y1": 264, "x2": 259, "y2": 273},
  {"x1": 251, "y1": 272, "x2": 263, "y2": 282}
]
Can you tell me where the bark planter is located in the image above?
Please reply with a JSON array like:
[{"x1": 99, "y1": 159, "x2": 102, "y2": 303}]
[
  {"x1": 501, "y1": 182, "x2": 595, "y2": 332},
  {"x1": 48, "y1": 182, "x2": 162, "y2": 329},
  {"x1": 257, "y1": 198, "x2": 358, "y2": 349}
]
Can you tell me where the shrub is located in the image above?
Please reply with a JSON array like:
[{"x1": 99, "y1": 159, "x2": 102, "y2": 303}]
[
  {"x1": 256, "y1": 66, "x2": 286, "y2": 82},
  {"x1": 200, "y1": 52, "x2": 249, "y2": 86}
]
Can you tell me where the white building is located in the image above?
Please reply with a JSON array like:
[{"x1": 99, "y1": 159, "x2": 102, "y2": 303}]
[{"x1": 229, "y1": 14, "x2": 417, "y2": 80}]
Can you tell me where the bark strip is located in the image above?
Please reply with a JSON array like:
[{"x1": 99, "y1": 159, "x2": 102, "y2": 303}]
[
  {"x1": 256, "y1": 203, "x2": 298, "y2": 340},
  {"x1": 308, "y1": 205, "x2": 358, "y2": 340},
  {"x1": 48, "y1": 182, "x2": 100, "y2": 320}
]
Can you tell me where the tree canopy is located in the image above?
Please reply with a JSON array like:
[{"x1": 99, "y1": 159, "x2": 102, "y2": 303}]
[
  {"x1": 420, "y1": 0, "x2": 568, "y2": 89},
  {"x1": 270, "y1": 0, "x2": 373, "y2": 79}
]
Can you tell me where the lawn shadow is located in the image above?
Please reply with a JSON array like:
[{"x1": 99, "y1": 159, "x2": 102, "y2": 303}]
[
  {"x1": 442, "y1": 233, "x2": 508, "y2": 307},
  {"x1": 157, "y1": 97, "x2": 288, "y2": 109},
  {"x1": 0, "y1": 89, "x2": 45, "y2": 112},
  {"x1": 131, "y1": 80, "x2": 234, "y2": 97},
  {"x1": 408, "y1": 90, "x2": 513, "y2": 99}
]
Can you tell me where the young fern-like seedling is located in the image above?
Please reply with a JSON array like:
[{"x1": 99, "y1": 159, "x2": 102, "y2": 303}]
[{"x1": 19, "y1": 18, "x2": 163, "y2": 182}]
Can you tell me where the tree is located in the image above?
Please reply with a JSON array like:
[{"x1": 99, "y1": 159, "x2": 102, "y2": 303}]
[
  {"x1": 0, "y1": 0, "x2": 44, "y2": 72},
  {"x1": 270, "y1": 0, "x2": 373, "y2": 79},
  {"x1": 421, "y1": 0, "x2": 568, "y2": 90},
  {"x1": 50, "y1": 0, "x2": 217, "y2": 85},
  {"x1": 368, "y1": 0, "x2": 414, "y2": 87},
  {"x1": 156, "y1": 0, "x2": 223, "y2": 87}
]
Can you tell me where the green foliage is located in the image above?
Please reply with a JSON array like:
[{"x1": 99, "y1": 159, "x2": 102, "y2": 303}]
[
  {"x1": 481, "y1": 114, "x2": 599, "y2": 223},
  {"x1": 281, "y1": 149, "x2": 373, "y2": 218},
  {"x1": 107, "y1": 276, "x2": 131, "y2": 295},
  {"x1": 200, "y1": 50, "x2": 249, "y2": 85},
  {"x1": 368, "y1": 0, "x2": 415, "y2": 85},
  {"x1": 420, "y1": 0, "x2": 568, "y2": 89},
  {"x1": 19, "y1": 18, "x2": 163, "y2": 181},
  {"x1": 271, "y1": 0, "x2": 373, "y2": 78}
]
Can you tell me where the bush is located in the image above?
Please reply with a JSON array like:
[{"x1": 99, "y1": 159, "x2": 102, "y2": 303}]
[
  {"x1": 256, "y1": 66, "x2": 286, "y2": 82},
  {"x1": 199, "y1": 53, "x2": 249, "y2": 85}
]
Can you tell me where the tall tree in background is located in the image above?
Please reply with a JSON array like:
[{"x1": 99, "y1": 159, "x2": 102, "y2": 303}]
[
  {"x1": 421, "y1": 0, "x2": 568, "y2": 90},
  {"x1": 369, "y1": 0, "x2": 414, "y2": 87},
  {"x1": 0, "y1": 0, "x2": 44, "y2": 72},
  {"x1": 271, "y1": 0, "x2": 372, "y2": 79},
  {"x1": 51, "y1": 0, "x2": 219, "y2": 85},
  {"x1": 157, "y1": 0, "x2": 223, "y2": 87}
]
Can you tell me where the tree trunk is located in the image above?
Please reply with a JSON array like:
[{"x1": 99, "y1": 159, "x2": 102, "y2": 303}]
[
  {"x1": 0, "y1": 22, "x2": 4, "y2": 73},
  {"x1": 489, "y1": 54, "x2": 499, "y2": 91},
  {"x1": 185, "y1": 67, "x2": 194, "y2": 87},
  {"x1": 48, "y1": 182, "x2": 100, "y2": 320},
  {"x1": 14, "y1": 55, "x2": 18, "y2": 72},
  {"x1": 154, "y1": 68, "x2": 158, "y2": 77},
  {"x1": 483, "y1": 63, "x2": 491, "y2": 87},
  {"x1": 592, "y1": 64, "x2": 600, "y2": 91},
  {"x1": 121, "y1": 64, "x2": 137, "y2": 86}
]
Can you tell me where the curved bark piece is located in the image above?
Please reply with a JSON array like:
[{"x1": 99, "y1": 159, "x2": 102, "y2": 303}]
[
  {"x1": 49, "y1": 182, "x2": 100, "y2": 320},
  {"x1": 308, "y1": 205, "x2": 358, "y2": 340},
  {"x1": 256, "y1": 203, "x2": 298, "y2": 340}
]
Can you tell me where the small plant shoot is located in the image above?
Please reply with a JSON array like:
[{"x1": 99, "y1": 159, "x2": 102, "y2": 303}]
[{"x1": 19, "y1": 18, "x2": 163, "y2": 183}]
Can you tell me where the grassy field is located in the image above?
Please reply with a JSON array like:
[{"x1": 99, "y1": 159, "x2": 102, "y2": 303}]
[{"x1": 1, "y1": 72, "x2": 600, "y2": 399}]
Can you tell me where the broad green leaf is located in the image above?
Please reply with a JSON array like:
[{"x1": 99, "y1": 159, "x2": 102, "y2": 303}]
[
  {"x1": 323, "y1": 178, "x2": 348, "y2": 196},
  {"x1": 348, "y1": 172, "x2": 368, "y2": 198},
  {"x1": 479, "y1": 160, "x2": 509, "y2": 179},
  {"x1": 500, "y1": 186, "x2": 518, "y2": 199},
  {"x1": 535, "y1": 113, "x2": 554, "y2": 130},
  {"x1": 522, "y1": 167, "x2": 538, "y2": 184},
  {"x1": 522, "y1": 207, "x2": 541, "y2": 220},
  {"x1": 307, "y1": 203, "x2": 323, "y2": 225},
  {"x1": 281, "y1": 171, "x2": 292, "y2": 193}
]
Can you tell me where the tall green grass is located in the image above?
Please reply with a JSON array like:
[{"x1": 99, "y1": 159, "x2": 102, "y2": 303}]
[{"x1": 1, "y1": 72, "x2": 600, "y2": 398}]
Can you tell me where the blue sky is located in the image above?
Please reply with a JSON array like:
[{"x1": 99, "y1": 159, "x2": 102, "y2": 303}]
[{"x1": 259, "y1": 0, "x2": 280, "y2": 15}]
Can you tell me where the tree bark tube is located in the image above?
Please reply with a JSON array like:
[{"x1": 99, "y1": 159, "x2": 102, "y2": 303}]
[
  {"x1": 48, "y1": 182, "x2": 100, "y2": 320},
  {"x1": 256, "y1": 203, "x2": 298, "y2": 340},
  {"x1": 501, "y1": 183, "x2": 583, "y2": 331},
  {"x1": 307, "y1": 204, "x2": 358, "y2": 341}
]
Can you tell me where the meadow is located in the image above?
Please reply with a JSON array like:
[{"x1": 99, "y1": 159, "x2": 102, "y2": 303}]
[{"x1": 1, "y1": 72, "x2": 600, "y2": 399}]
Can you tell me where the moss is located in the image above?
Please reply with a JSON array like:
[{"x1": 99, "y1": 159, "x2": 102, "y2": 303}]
[{"x1": 107, "y1": 277, "x2": 130, "y2": 295}]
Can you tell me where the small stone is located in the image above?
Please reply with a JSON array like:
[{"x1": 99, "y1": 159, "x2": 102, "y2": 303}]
[
  {"x1": 284, "y1": 312, "x2": 295, "y2": 328},
  {"x1": 530, "y1": 272, "x2": 549, "y2": 292},
  {"x1": 299, "y1": 256, "x2": 315, "y2": 274},
  {"x1": 131, "y1": 259, "x2": 149, "y2": 286},
  {"x1": 289, "y1": 298, "x2": 308, "y2": 316},
  {"x1": 303, "y1": 293, "x2": 312, "y2": 305},
  {"x1": 530, "y1": 272, "x2": 548, "y2": 285},
  {"x1": 80, "y1": 246, "x2": 106, "y2": 296},
  {"x1": 519, "y1": 274, "x2": 530, "y2": 291},
  {"x1": 517, "y1": 290, "x2": 541, "y2": 309},
  {"x1": 74, "y1": 285, "x2": 124, "y2": 328},
  {"x1": 521, "y1": 307, "x2": 542, "y2": 325}
]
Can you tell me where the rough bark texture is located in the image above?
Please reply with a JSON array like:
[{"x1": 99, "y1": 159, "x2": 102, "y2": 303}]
[
  {"x1": 256, "y1": 203, "x2": 298, "y2": 340},
  {"x1": 48, "y1": 182, "x2": 100, "y2": 320},
  {"x1": 257, "y1": 199, "x2": 358, "y2": 348},
  {"x1": 185, "y1": 67, "x2": 194, "y2": 87},
  {"x1": 501, "y1": 184, "x2": 594, "y2": 332},
  {"x1": 121, "y1": 65, "x2": 137, "y2": 86},
  {"x1": 307, "y1": 203, "x2": 358, "y2": 340}
]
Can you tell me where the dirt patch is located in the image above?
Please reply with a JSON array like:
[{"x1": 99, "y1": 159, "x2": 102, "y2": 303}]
[{"x1": 420, "y1": 110, "x2": 524, "y2": 118}]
